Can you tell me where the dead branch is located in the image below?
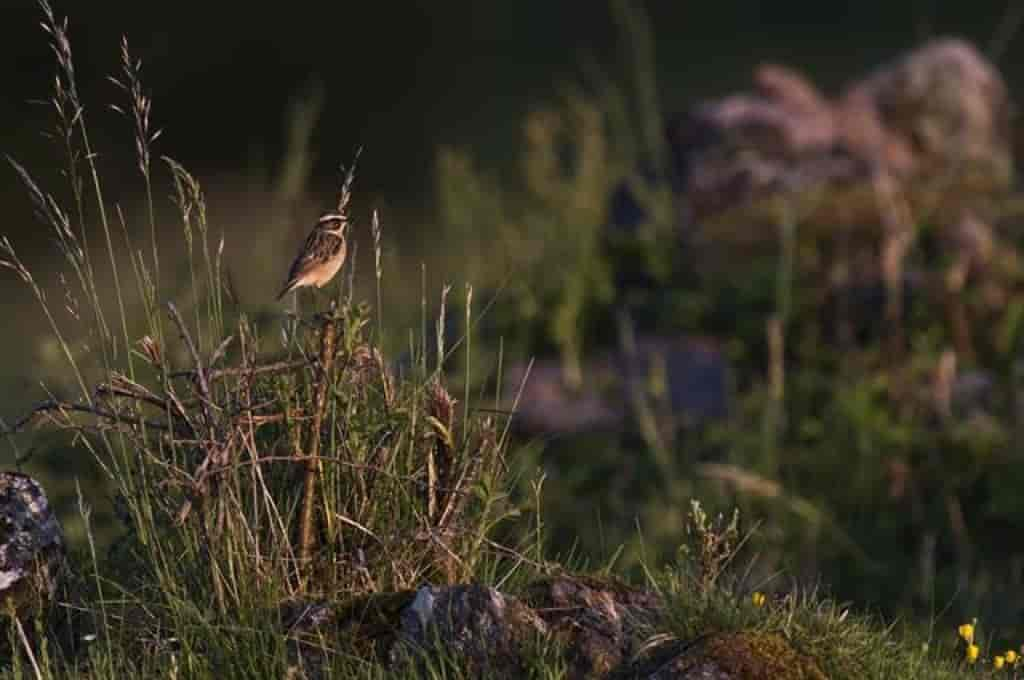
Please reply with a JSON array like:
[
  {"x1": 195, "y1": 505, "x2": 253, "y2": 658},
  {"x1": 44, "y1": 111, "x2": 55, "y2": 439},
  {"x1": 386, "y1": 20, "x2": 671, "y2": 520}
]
[
  {"x1": 95, "y1": 378, "x2": 167, "y2": 411},
  {"x1": 210, "y1": 334, "x2": 234, "y2": 368},
  {"x1": 7, "y1": 399, "x2": 170, "y2": 433},
  {"x1": 298, "y1": 309, "x2": 340, "y2": 579},
  {"x1": 169, "y1": 359, "x2": 311, "y2": 382},
  {"x1": 167, "y1": 303, "x2": 213, "y2": 419},
  {"x1": 167, "y1": 303, "x2": 226, "y2": 523}
]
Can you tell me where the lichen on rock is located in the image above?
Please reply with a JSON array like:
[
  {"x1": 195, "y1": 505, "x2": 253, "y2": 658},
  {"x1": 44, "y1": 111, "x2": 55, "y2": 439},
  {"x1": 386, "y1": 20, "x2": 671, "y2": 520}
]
[{"x1": 0, "y1": 471, "x2": 65, "y2": 615}]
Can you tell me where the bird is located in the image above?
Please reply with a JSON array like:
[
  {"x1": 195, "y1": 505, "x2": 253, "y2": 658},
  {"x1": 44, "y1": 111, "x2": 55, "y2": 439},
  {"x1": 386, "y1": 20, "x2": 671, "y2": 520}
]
[{"x1": 276, "y1": 212, "x2": 349, "y2": 301}]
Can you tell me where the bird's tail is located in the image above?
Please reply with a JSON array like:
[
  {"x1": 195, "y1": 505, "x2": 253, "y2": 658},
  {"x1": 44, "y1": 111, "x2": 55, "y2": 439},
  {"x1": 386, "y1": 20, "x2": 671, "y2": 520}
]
[{"x1": 276, "y1": 279, "x2": 298, "y2": 301}]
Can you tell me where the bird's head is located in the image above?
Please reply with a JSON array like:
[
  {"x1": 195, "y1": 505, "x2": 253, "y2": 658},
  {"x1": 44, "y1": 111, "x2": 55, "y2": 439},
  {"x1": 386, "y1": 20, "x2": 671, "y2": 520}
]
[{"x1": 317, "y1": 212, "x2": 348, "y2": 235}]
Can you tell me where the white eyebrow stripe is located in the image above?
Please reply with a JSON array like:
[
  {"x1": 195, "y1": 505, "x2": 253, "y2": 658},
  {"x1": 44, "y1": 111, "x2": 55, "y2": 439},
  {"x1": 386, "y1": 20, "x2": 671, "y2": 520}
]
[{"x1": 318, "y1": 213, "x2": 346, "y2": 223}]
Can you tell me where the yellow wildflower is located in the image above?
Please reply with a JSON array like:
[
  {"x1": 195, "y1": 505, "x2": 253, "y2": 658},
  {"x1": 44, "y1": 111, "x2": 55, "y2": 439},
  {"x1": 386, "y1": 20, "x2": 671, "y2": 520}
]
[
  {"x1": 751, "y1": 591, "x2": 766, "y2": 608},
  {"x1": 958, "y1": 623, "x2": 975, "y2": 645},
  {"x1": 994, "y1": 655, "x2": 1005, "y2": 670},
  {"x1": 966, "y1": 644, "x2": 980, "y2": 664},
  {"x1": 1006, "y1": 650, "x2": 1019, "y2": 665}
]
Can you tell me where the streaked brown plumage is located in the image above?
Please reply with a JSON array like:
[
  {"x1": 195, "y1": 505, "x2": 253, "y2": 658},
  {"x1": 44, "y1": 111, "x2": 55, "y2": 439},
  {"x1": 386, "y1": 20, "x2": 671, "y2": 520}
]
[{"x1": 276, "y1": 212, "x2": 349, "y2": 301}]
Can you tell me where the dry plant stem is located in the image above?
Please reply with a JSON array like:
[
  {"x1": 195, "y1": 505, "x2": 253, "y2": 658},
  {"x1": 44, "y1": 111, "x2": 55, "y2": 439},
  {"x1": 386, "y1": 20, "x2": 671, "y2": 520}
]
[
  {"x1": 944, "y1": 268, "x2": 975, "y2": 362},
  {"x1": 167, "y1": 302, "x2": 225, "y2": 522},
  {"x1": 170, "y1": 359, "x2": 310, "y2": 382},
  {"x1": 9, "y1": 399, "x2": 169, "y2": 433},
  {"x1": 767, "y1": 316, "x2": 785, "y2": 402},
  {"x1": 298, "y1": 311, "x2": 339, "y2": 577},
  {"x1": 96, "y1": 380, "x2": 167, "y2": 411},
  {"x1": 873, "y1": 171, "x2": 914, "y2": 363},
  {"x1": 13, "y1": 615, "x2": 43, "y2": 679}
]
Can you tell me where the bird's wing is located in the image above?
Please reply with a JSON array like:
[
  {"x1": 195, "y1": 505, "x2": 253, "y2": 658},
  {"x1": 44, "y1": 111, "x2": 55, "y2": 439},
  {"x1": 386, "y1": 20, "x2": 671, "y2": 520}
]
[{"x1": 285, "y1": 229, "x2": 345, "y2": 282}]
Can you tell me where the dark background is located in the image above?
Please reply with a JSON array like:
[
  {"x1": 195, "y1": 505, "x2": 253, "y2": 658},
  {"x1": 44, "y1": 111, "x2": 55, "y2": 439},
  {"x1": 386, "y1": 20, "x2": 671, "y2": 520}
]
[{"x1": 4, "y1": 1, "x2": 1022, "y2": 241}]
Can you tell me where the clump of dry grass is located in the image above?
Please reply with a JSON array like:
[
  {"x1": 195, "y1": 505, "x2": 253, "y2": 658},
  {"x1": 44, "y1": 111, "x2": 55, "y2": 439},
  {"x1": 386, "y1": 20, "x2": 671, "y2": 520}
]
[{"x1": 0, "y1": 3, "x2": 522, "y2": 676}]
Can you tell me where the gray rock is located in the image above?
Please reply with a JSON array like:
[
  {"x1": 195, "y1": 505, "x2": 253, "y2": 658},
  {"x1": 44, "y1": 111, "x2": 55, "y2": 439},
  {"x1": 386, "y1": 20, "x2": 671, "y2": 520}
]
[
  {"x1": 389, "y1": 583, "x2": 547, "y2": 678},
  {"x1": 641, "y1": 39, "x2": 1013, "y2": 235},
  {"x1": 0, "y1": 471, "x2": 64, "y2": 615},
  {"x1": 505, "y1": 336, "x2": 729, "y2": 436}
]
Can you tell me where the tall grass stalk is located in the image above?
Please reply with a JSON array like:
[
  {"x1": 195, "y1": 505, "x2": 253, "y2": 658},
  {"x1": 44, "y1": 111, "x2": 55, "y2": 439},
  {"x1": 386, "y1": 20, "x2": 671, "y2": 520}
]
[
  {"x1": 463, "y1": 284, "x2": 473, "y2": 436},
  {"x1": 75, "y1": 480, "x2": 113, "y2": 667},
  {"x1": 758, "y1": 205, "x2": 797, "y2": 478},
  {"x1": 37, "y1": 0, "x2": 113, "y2": 371},
  {"x1": 110, "y1": 37, "x2": 162, "y2": 339},
  {"x1": 373, "y1": 209, "x2": 384, "y2": 342},
  {"x1": 608, "y1": 0, "x2": 665, "y2": 175},
  {"x1": 40, "y1": 1, "x2": 133, "y2": 374}
]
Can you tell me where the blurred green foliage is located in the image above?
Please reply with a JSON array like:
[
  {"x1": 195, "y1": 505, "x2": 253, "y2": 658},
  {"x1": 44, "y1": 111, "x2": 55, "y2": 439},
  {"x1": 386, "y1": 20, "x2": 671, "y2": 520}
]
[{"x1": 434, "y1": 9, "x2": 1024, "y2": 648}]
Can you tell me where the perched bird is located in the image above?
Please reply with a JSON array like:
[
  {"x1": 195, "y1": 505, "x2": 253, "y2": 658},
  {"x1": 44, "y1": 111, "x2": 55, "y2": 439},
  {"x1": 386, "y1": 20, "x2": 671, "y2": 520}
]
[{"x1": 277, "y1": 212, "x2": 349, "y2": 301}]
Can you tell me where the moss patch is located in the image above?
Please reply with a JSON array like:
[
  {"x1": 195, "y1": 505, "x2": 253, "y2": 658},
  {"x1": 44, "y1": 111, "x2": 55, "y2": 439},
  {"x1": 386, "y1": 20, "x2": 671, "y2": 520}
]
[{"x1": 688, "y1": 632, "x2": 828, "y2": 680}]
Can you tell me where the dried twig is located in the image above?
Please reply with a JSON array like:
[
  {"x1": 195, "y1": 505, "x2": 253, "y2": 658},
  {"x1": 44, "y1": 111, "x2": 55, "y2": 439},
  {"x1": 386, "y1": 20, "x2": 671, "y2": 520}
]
[
  {"x1": 167, "y1": 303, "x2": 212, "y2": 416},
  {"x1": 167, "y1": 302, "x2": 224, "y2": 523},
  {"x1": 8, "y1": 399, "x2": 170, "y2": 433},
  {"x1": 298, "y1": 309, "x2": 340, "y2": 578},
  {"x1": 95, "y1": 375, "x2": 167, "y2": 411},
  {"x1": 169, "y1": 359, "x2": 311, "y2": 381}
]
